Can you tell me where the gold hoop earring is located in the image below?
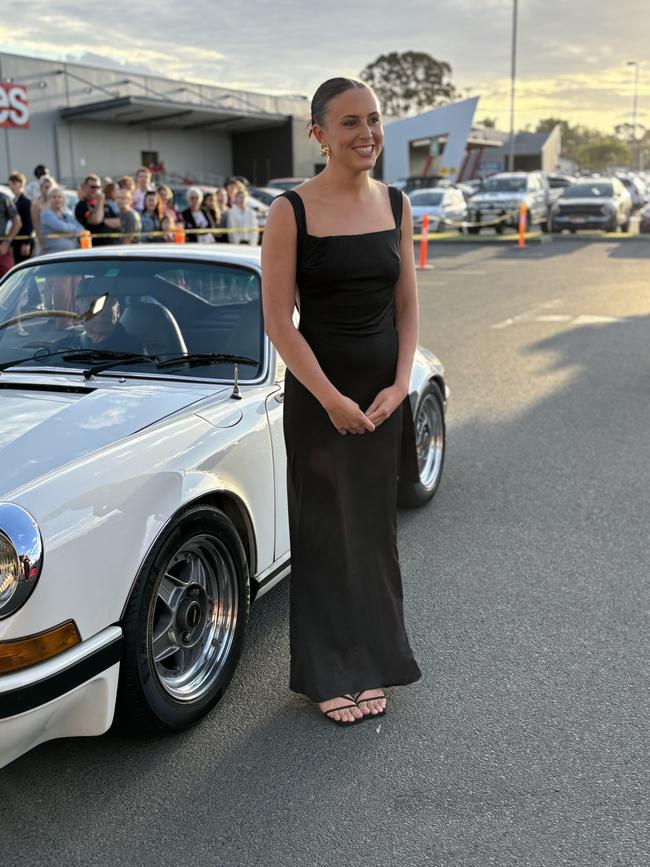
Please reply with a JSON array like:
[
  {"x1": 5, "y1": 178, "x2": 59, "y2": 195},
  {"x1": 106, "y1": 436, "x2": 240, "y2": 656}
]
[{"x1": 320, "y1": 143, "x2": 330, "y2": 158}]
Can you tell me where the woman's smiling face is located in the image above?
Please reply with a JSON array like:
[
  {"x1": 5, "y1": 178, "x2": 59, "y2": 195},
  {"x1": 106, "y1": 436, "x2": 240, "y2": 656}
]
[{"x1": 315, "y1": 86, "x2": 383, "y2": 170}]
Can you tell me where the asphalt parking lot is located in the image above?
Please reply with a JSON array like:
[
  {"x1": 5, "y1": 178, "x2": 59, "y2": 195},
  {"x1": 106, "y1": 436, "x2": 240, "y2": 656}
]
[{"x1": 2, "y1": 239, "x2": 649, "y2": 867}]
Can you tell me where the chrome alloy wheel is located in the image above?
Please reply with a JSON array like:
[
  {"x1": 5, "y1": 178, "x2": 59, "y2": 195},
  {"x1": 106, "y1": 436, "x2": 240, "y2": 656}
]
[
  {"x1": 148, "y1": 534, "x2": 239, "y2": 702},
  {"x1": 415, "y1": 392, "x2": 444, "y2": 490}
]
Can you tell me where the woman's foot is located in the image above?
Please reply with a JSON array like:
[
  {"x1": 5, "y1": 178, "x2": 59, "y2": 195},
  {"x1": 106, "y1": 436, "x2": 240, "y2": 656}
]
[
  {"x1": 318, "y1": 694, "x2": 364, "y2": 724},
  {"x1": 353, "y1": 689, "x2": 387, "y2": 716}
]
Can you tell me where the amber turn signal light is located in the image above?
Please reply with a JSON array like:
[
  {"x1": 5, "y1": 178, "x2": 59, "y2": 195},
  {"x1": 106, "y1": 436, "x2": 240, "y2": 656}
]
[{"x1": 0, "y1": 621, "x2": 81, "y2": 674}]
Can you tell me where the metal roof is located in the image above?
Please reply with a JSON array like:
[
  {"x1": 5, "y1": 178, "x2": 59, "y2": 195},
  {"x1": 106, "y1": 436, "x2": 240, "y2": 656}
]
[{"x1": 60, "y1": 95, "x2": 289, "y2": 133}]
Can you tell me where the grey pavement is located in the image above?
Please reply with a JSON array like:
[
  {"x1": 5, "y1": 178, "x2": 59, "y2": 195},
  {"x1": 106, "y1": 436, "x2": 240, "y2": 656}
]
[{"x1": 2, "y1": 240, "x2": 649, "y2": 866}]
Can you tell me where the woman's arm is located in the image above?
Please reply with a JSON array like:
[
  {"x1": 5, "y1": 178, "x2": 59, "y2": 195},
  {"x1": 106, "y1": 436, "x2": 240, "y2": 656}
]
[
  {"x1": 393, "y1": 192, "x2": 419, "y2": 392},
  {"x1": 365, "y1": 192, "x2": 419, "y2": 426},
  {"x1": 40, "y1": 209, "x2": 78, "y2": 235},
  {"x1": 261, "y1": 197, "x2": 374, "y2": 435}
]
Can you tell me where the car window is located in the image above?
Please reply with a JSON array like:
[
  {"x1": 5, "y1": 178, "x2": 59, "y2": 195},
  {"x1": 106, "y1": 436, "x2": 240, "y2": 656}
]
[
  {"x1": 483, "y1": 177, "x2": 527, "y2": 193},
  {"x1": 563, "y1": 183, "x2": 614, "y2": 198},
  {"x1": 408, "y1": 191, "x2": 443, "y2": 207},
  {"x1": 0, "y1": 258, "x2": 264, "y2": 380}
]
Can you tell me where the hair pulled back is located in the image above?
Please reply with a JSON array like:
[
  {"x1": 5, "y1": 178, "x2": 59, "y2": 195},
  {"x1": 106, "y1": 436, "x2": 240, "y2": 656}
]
[{"x1": 308, "y1": 77, "x2": 369, "y2": 138}]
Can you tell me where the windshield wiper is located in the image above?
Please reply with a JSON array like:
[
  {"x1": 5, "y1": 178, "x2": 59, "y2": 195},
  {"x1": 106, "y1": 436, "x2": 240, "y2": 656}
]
[
  {"x1": 0, "y1": 346, "x2": 135, "y2": 374},
  {"x1": 156, "y1": 352, "x2": 260, "y2": 371},
  {"x1": 78, "y1": 352, "x2": 160, "y2": 380}
]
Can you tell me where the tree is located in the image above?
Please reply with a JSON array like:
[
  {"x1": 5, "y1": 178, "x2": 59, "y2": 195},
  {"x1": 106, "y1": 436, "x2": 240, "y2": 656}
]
[
  {"x1": 359, "y1": 51, "x2": 457, "y2": 117},
  {"x1": 478, "y1": 117, "x2": 497, "y2": 129},
  {"x1": 574, "y1": 137, "x2": 631, "y2": 172}
]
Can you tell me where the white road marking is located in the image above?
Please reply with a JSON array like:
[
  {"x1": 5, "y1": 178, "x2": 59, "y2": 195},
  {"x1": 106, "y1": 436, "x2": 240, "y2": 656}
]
[
  {"x1": 572, "y1": 314, "x2": 622, "y2": 325},
  {"x1": 535, "y1": 314, "x2": 573, "y2": 322},
  {"x1": 491, "y1": 298, "x2": 565, "y2": 329}
]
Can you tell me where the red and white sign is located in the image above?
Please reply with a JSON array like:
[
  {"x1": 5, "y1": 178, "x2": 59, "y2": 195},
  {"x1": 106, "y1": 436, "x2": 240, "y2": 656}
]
[{"x1": 0, "y1": 85, "x2": 29, "y2": 129}]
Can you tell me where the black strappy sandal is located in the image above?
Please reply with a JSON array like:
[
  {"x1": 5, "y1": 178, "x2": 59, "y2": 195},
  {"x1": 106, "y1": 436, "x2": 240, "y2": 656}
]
[
  {"x1": 320, "y1": 693, "x2": 367, "y2": 726},
  {"x1": 353, "y1": 690, "x2": 387, "y2": 718}
]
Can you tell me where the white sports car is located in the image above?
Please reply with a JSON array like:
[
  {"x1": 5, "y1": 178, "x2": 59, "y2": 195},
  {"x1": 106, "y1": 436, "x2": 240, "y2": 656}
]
[{"x1": 0, "y1": 245, "x2": 447, "y2": 767}]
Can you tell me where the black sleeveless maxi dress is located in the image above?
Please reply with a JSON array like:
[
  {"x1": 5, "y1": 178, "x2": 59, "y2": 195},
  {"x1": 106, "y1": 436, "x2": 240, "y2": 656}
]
[{"x1": 281, "y1": 185, "x2": 422, "y2": 703}]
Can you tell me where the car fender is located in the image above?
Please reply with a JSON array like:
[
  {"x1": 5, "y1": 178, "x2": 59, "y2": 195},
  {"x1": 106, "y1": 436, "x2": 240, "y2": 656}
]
[{"x1": 0, "y1": 387, "x2": 276, "y2": 642}]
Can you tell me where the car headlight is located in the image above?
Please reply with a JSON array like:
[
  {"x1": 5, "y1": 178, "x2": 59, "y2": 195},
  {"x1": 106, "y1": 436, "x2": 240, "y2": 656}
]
[
  {"x1": 601, "y1": 204, "x2": 614, "y2": 215},
  {"x1": 0, "y1": 503, "x2": 43, "y2": 619}
]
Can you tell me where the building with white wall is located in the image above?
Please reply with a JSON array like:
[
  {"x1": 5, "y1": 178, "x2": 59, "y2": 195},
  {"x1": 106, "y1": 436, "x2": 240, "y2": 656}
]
[{"x1": 0, "y1": 52, "x2": 320, "y2": 186}]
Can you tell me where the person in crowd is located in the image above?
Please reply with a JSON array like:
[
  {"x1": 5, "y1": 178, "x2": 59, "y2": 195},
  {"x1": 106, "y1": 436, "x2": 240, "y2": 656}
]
[
  {"x1": 7, "y1": 171, "x2": 34, "y2": 263},
  {"x1": 226, "y1": 185, "x2": 259, "y2": 245},
  {"x1": 25, "y1": 164, "x2": 49, "y2": 201},
  {"x1": 156, "y1": 184, "x2": 178, "y2": 221},
  {"x1": 182, "y1": 187, "x2": 218, "y2": 243},
  {"x1": 214, "y1": 187, "x2": 229, "y2": 242},
  {"x1": 118, "y1": 175, "x2": 136, "y2": 194},
  {"x1": 103, "y1": 180, "x2": 120, "y2": 219},
  {"x1": 0, "y1": 187, "x2": 22, "y2": 277},
  {"x1": 74, "y1": 174, "x2": 121, "y2": 246},
  {"x1": 132, "y1": 166, "x2": 154, "y2": 212},
  {"x1": 39, "y1": 187, "x2": 85, "y2": 254},
  {"x1": 202, "y1": 191, "x2": 220, "y2": 227},
  {"x1": 140, "y1": 190, "x2": 164, "y2": 242},
  {"x1": 224, "y1": 177, "x2": 240, "y2": 208},
  {"x1": 160, "y1": 215, "x2": 175, "y2": 242},
  {"x1": 115, "y1": 188, "x2": 142, "y2": 244},
  {"x1": 31, "y1": 174, "x2": 57, "y2": 255},
  {"x1": 156, "y1": 184, "x2": 178, "y2": 239}
]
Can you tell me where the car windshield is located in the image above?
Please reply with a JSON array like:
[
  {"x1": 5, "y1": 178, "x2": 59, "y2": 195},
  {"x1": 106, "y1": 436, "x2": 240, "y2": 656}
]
[
  {"x1": 0, "y1": 257, "x2": 264, "y2": 380},
  {"x1": 563, "y1": 183, "x2": 614, "y2": 198},
  {"x1": 482, "y1": 177, "x2": 527, "y2": 193},
  {"x1": 408, "y1": 191, "x2": 444, "y2": 207}
]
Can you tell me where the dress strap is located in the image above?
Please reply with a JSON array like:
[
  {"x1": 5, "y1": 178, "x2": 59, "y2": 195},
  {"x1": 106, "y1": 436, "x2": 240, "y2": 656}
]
[
  {"x1": 280, "y1": 190, "x2": 307, "y2": 238},
  {"x1": 387, "y1": 185, "x2": 403, "y2": 230}
]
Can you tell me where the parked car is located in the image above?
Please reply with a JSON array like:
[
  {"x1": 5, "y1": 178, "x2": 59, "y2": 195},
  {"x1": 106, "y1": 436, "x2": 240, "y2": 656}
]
[
  {"x1": 249, "y1": 186, "x2": 283, "y2": 207},
  {"x1": 0, "y1": 244, "x2": 448, "y2": 768},
  {"x1": 466, "y1": 172, "x2": 550, "y2": 234},
  {"x1": 550, "y1": 178, "x2": 632, "y2": 233},
  {"x1": 616, "y1": 174, "x2": 647, "y2": 210},
  {"x1": 266, "y1": 178, "x2": 308, "y2": 191},
  {"x1": 546, "y1": 174, "x2": 577, "y2": 205},
  {"x1": 408, "y1": 187, "x2": 467, "y2": 233},
  {"x1": 638, "y1": 201, "x2": 650, "y2": 233}
]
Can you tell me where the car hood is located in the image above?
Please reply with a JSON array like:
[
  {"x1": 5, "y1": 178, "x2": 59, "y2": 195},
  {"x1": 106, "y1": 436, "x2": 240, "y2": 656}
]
[{"x1": 0, "y1": 379, "x2": 229, "y2": 496}]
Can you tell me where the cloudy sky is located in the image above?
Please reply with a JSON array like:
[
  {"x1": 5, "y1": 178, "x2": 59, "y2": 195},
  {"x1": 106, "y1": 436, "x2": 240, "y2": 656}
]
[{"x1": 1, "y1": 0, "x2": 648, "y2": 133}]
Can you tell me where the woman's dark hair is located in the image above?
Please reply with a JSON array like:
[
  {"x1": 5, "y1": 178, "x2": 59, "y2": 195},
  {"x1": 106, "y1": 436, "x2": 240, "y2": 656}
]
[
  {"x1": 144, "y1": 189, "x2": 164, "y2": 220},
  {"x1": 308, "y1": 77, "x2": 370, "y2": 138}
]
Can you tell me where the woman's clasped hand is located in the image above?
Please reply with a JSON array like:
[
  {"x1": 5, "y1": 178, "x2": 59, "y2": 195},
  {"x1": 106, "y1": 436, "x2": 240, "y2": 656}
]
[{"x1": 324, "y1": 383, "x2": 406, "y2": 436}]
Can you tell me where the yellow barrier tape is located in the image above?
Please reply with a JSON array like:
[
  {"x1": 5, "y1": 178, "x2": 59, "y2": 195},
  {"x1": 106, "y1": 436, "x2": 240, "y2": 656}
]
[{"x1": 1, "y1": 225, "x2": 263, "y2": 242}]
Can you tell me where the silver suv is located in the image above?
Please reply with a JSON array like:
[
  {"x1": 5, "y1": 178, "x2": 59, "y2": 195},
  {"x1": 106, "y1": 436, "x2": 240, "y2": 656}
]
[{"x1": 467, "y1": 172, "x2": 550, "y2": 234}]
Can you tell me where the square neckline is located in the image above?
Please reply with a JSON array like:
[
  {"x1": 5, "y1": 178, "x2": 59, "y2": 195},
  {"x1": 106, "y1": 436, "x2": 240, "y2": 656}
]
[{"x1": 290, "y1": 186, "x2": 402, "y2": 240}]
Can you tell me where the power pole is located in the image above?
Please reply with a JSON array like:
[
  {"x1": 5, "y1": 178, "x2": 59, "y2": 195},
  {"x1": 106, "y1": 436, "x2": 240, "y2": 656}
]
[
  {"x1": 508, "y1": 0, "x2": 518, "y2": 172},
  {"x1": 627, "y1": 61, "x2": 640, "y2": 171}
]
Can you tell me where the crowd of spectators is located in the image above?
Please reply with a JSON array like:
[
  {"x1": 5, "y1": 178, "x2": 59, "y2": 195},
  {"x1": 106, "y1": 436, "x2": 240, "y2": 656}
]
[{"x1": 0, "y1": 164, "x2": 260, "y2": 277}]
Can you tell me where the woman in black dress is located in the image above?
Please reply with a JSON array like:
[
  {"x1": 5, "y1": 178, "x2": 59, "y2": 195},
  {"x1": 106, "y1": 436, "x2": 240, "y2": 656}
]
[{"x1": 261, "y1": 78, "x2": 422, "y2": 725}]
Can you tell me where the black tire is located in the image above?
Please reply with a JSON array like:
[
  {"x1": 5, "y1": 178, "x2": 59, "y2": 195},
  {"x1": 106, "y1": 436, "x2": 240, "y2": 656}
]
[
  {"x1": 621, "y1": 218, "x2": 630, "y2": 233},
  {"x1": 117, "y1": 504, "x2": 250, "y2": 733},
  {"x1": 468, "y1": 226, "x2": 480, "y2": 235},
  {"x1": 398, "y1": 380, "x2": 446, "y2": 510},
  {"x1": 540, "y1": 219, "x2": 549, "y2": 233}
]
